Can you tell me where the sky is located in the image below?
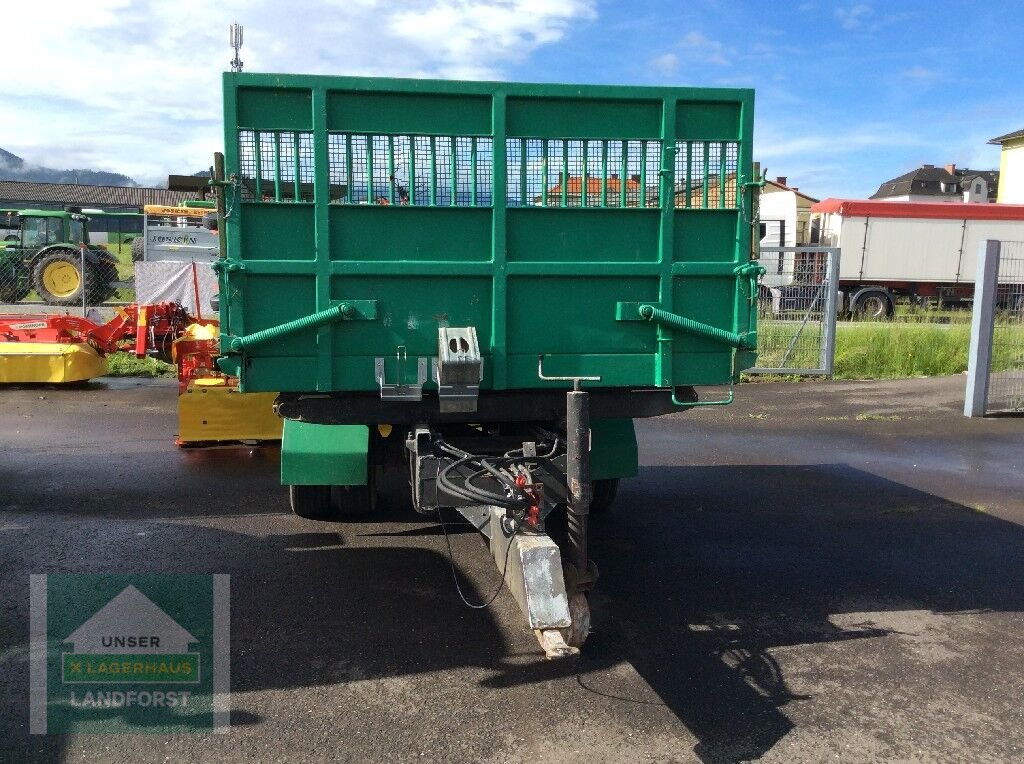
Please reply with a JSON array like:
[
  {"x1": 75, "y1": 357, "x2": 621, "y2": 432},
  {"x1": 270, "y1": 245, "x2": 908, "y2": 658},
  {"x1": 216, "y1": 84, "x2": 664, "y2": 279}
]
[{"x1": 2, "y1": 0, "x2": 1021, "y2": 200}]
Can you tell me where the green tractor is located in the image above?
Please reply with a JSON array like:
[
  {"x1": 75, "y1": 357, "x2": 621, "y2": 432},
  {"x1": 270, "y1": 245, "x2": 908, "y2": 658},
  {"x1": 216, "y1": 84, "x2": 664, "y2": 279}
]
[{"x1": 0, "y1": 209, "x2": 120, "y2": 305}]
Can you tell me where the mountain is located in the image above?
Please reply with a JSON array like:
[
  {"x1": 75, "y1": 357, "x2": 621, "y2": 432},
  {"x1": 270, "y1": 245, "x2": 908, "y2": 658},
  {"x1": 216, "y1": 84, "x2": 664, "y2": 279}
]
[{"x1": 0, "y1": 147, "x2": 138, "y2": 186}]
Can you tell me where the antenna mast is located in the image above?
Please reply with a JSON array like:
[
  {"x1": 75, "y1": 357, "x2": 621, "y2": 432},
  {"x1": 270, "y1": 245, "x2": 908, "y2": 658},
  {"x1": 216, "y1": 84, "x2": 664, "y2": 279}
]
[{"x1": 229, "y1": 23, "x2": 244, "y2": 73}]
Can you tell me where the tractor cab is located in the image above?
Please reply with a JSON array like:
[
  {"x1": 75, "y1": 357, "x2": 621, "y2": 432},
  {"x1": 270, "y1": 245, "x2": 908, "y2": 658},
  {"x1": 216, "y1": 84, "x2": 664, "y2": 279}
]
[{"x1": 2, "y1": 210, "x2": 89, "y2": 249}]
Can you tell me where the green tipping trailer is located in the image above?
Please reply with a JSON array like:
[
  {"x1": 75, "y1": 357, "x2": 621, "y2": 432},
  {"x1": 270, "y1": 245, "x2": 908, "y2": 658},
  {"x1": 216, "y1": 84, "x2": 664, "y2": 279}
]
[{"x1": 214, "y1": 72, "x2": 762, "y2": 656}]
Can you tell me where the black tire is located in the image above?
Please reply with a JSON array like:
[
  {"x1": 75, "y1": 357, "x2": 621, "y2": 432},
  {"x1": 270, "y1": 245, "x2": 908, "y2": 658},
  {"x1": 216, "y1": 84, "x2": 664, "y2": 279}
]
[
  {"x1": 335, "y1": 457, "x2": 377, "y2": 516},
  {"x1": 130, "y1": 237, "x2": 146, "y2": 262},
  {"x1": 32, "y1": 249, "x2": 93, "y2": 306},
  {"x1": 334, "y1": 484, "x2": 376, "y2": 516},
  {"x1": 91, "y1": 260, "x2": 119, "y2": 304},
  {"x1": 289, "y1": 484, "x2": 336, "y2": 520},
  {"x1": 852, "y1": 290, "x2": 893, "y2": 320},
  {"x1": 590, "y1": 478, "x2": 620, "y2": 514}
]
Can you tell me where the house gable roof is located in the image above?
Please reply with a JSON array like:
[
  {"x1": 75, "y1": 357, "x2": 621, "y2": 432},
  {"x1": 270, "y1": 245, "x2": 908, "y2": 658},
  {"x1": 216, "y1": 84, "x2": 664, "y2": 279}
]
[
  {"x1": 988, "y1": 128, "x2": 1024, "y2": 145},
  {"x1": 763, "y1": 179, "x2": 819, "y2": 203}
]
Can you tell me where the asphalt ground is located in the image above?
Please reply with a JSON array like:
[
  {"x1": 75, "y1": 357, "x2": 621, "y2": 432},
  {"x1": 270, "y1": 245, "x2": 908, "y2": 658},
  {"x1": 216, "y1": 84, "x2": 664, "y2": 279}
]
[{"x1": 1, "y1": 375, "x2": 1023, "y2": 763}]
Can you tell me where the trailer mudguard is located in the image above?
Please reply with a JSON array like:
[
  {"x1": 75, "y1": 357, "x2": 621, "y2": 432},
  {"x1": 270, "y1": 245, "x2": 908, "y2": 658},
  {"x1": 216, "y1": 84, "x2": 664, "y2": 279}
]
[
  {"x1": 280, "y1": 420, "x2": 368, "y2": 486},
  {"x1": 590, "y1": 418, "x2": 638, "y2": 480}
]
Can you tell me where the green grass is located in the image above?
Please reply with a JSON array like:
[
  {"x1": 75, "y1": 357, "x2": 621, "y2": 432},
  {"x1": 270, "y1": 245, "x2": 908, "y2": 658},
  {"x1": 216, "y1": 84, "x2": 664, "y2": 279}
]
[
  {"x1": 105, "y1": 352, "x2": 176, "y2": 378},
  {"x1": 757, "y1": 321, "x2": 1024, "y2": 380},
  {"x1": 833, "y1": 324, "x2": 972, "y2": 379}
]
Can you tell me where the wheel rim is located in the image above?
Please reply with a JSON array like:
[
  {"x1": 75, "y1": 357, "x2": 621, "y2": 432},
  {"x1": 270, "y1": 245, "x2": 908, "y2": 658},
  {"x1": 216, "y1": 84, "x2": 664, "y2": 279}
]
[
  {"x1": 42, "y1": 261, "x2": 81, "y2": 298},
  {"x1": 859, "y1": 296, "x2": 885, "y2": 318}
]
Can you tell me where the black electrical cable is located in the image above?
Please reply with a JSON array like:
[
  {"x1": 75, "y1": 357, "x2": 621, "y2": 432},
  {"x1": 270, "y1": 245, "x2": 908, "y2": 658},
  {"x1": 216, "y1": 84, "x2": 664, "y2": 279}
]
[
  {"x1": 430, "y1": 437, "x2": 560, "y2": 609},
  {"x1": 436, "y1": 507, "x2": 521, "y2": 609}
]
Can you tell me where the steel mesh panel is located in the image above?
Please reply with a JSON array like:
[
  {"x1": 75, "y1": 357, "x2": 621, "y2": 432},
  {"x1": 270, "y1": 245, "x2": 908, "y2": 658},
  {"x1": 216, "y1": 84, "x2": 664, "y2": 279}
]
[
  {"x1": 504, "y1": 139, "x2": 662, "y2": 208},
  {"x1": 988, "y1": 243, "x2": 1024, "y2": 412},
  {"x1": 326, "y1": 134, "x2": 492, "y2": 206},
  {"x1": 238, "y1": 130, "x2": 315, "y2": 202},
  {"x1": 673, "y1": 141, "x2": 739, "y2": 209},
  {"x1": 752, "y1": 247, "x2": 836, "y2": 374}
]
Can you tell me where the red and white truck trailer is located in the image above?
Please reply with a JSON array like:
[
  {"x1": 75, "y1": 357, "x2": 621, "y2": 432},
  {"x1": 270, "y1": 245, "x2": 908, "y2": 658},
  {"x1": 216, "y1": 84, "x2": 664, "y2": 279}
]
[{"x1": 763, "y1": 199, "x2": 1024, "y2": 318}]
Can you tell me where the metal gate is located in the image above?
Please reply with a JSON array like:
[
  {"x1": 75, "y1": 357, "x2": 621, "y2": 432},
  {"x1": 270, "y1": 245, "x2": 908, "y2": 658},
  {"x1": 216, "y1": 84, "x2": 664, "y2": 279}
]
[
  {"x1": 747, "y1": 246, "x2": 840, "y2": 376},
  {"x1": 966, "y1": 240, "x2": 1024, "y2": 415}
]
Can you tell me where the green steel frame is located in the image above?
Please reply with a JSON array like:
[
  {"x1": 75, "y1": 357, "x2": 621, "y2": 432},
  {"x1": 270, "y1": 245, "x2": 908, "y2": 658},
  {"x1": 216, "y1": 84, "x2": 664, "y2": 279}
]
[{"x1": 218, "y1": 73, "x2": 758, "y2": 397}]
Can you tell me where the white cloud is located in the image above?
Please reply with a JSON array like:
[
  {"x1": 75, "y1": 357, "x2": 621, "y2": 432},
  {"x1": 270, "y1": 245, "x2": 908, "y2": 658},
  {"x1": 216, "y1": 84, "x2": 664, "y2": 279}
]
[
  {"x1": 899, "y1": 66, "x2": 940, "y2": 82},
  {"x1": 1, "y1": 0, "x2": 595, "y2": 184},
  {"x1": 649, "y1": 52, "x2": 679, "y2": 76},
  {"x1": 679, "y1": 31, "x2": 731, "y2": 67},
  {"x1": 757, "y1": 125, "x2": 922, "y2": 161},
  {"x1": 835, "y1": 3, "x2": 873, "y2": 30}
]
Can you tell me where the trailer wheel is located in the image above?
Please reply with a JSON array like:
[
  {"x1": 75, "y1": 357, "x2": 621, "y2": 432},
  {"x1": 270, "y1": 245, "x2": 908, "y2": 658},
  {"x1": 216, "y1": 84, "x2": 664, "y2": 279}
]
[
  {"x1": 289, "y1": 484, "x2": 336, "y2": 520},
  {"x1": 852, "y1": 290, "x2": 894, "y2": 320},
  {"x1": 334, "y1": 480, "x2": 376, "y2": 516},
  {"x1": 590, "y1": 479, "x2": 620, "y2": 514}
]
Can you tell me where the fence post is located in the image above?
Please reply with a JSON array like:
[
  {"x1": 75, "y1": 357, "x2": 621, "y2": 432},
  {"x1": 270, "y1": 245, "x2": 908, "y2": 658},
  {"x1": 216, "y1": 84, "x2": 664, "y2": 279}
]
[
  {"x1": 964, "y1": 239, "x2": 1000, "y2": 417},
  {"x1": 80, "y1": 243, "x2": 87, "y2": 317},
  {"x1": 820, "y1": 247, "x2": 840, "y2": 376}
]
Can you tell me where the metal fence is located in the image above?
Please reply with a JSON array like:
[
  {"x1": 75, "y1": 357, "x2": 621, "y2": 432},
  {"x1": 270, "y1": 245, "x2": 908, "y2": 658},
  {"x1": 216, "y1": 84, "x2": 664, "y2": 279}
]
[
  {"x1": 965, "y1": 240, "x2": 1024, "y2": 416},
  {"x1": 747, "y1": 246, "x2": 840, "y2": 376},
  {"x1": 1, "y1": 237, "x2": 135, "y2": 319}
]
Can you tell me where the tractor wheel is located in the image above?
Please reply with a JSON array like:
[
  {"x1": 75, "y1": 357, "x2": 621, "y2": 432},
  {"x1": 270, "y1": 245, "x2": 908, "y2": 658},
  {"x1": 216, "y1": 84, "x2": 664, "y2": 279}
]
[
  {"x1": 289, "y1": 485, "x2": 336, "y2": 520},
  {"x1": 130, "y1": 237, "x2": 146, "y2": 262},
  {"x1": 589, "y1": 478, "x2": 620, "y2": 514},
  {"x1": 33, "y1": 250, "x2": 92, "y2": 306}
]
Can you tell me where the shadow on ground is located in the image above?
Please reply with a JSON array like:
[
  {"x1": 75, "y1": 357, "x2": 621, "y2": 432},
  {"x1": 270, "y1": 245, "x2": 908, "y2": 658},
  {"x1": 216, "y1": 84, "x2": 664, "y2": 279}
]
[{"x1": 3, "y1": 455, "x2": 1024, "y2": 763}]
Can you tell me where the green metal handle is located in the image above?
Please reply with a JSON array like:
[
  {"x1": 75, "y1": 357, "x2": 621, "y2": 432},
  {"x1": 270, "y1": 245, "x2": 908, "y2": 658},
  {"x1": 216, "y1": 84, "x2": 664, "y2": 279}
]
[
  {"x1": 227, "y1": 300, "x2": 377, "y2": 352},
  {"x1": 670, "y1": 351, "x2": 737, "y2": 408},
  {"x1": 638, "y1": 304, "x2": 755, "y2": 350}
]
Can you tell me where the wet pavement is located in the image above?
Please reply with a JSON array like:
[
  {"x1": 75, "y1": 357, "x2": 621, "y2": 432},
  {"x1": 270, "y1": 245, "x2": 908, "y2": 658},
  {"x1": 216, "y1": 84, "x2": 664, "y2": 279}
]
[{"x1": 1, "y1": 375, "x2": 1023, "y2": 763}]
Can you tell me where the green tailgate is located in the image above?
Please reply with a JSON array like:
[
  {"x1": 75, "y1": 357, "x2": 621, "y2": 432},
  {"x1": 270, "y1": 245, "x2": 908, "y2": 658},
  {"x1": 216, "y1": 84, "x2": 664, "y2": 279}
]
[{"x1": 217, "y1": 73, "x2": 758, "y2": 394}]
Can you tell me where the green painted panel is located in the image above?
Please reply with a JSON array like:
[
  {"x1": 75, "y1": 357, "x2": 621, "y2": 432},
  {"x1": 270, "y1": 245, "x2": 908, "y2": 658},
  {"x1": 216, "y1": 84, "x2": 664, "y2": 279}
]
[
  {"x1": 329, "y1": 276, "x2": 492, "y2": 357},
  {"x1": 327, "y1": 91, "x2": 491, "y2": 135},
  {"x1": 506, "y1": 276, "x2": 659, "y2": 354},
  {"x1": 672, "y1": 352, "x2": 734, "y2": 385},
  {"x1": 673, "y1": 210, "x2": 740, "y2": 263},
  {"x1": 243, "y1": 356, "x2": 318, "y2": 392},
  {"x1": 329, "y1": 207, "x2": 491, "y2": 261},
  {"x1": 281, "y1": 420, "x2": 368, "y2": 485},
  {"x1": 241, "y1": 204, "x2": 316, "y2": 261},
  {"x1": 241, "y1": 275, "x2": 318, "y2": 355},
  {"x1": 675, "y1": 100, "x2": 741, "y2": 140},
  {"x1": 507, "y1": 209, "x2": 659, "y2": 262},
  {"x1": 507, "y1": 97, "x2": 662, "y2": 139},
  {"x1": 506, "y1": 354, "x2": 655, "y2": 388},
  {"x1": 671, "y1": 277, "x2": 736, "y2": 353},
  {"x1": 236, "y1": 87, "x2": 312, "y2": 130}
]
